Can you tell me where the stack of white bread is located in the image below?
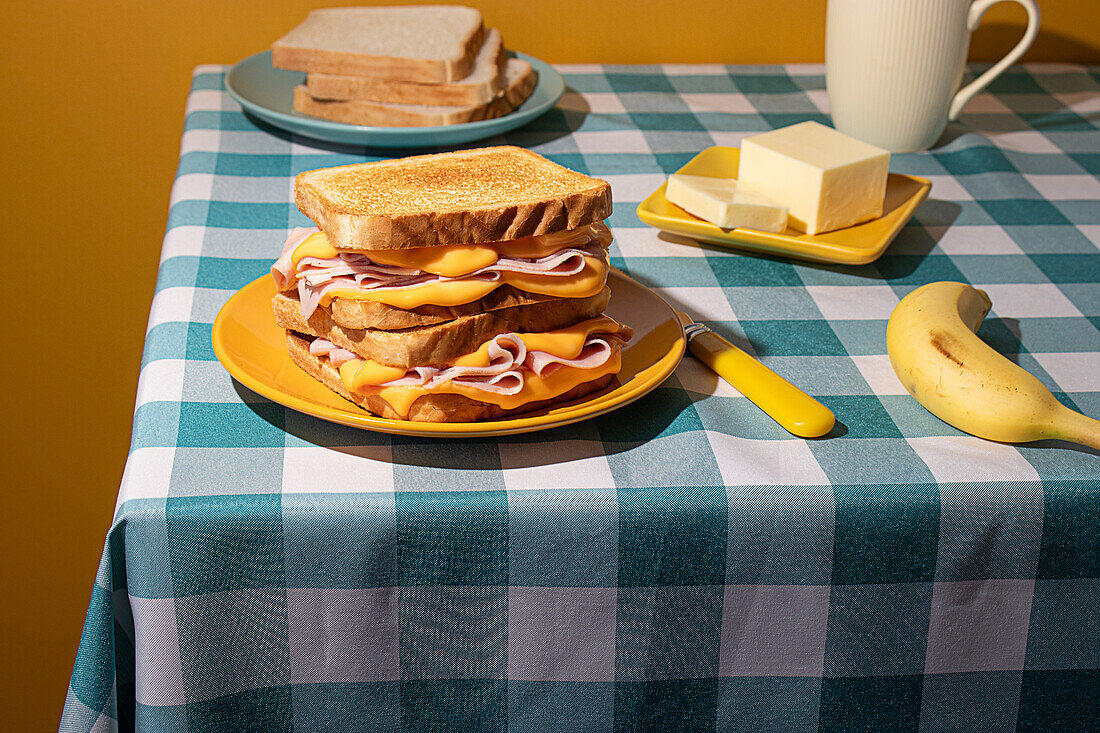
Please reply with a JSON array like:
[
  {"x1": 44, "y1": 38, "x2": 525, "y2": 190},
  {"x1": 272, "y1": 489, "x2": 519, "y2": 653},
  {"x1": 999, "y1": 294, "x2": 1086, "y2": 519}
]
[
  {"x1": 270, "y1": 146, "x2": 633, "y2": 422},
  {"x1": 272, "y1": 6, "x2": 536, "y2": 127}
]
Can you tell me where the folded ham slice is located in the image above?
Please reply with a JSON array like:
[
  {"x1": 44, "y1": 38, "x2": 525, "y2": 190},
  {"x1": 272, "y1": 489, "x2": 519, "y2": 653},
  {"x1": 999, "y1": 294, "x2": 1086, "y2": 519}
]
[
  {"x1": 308, "y1": 330, "x2": 629, "y2": 397},
  {"x1": 309, "y1": 338, "x2": 357, "y2": 368},
  {"x1": 271, "y1": 227, "x2": 317, "y2": 291},
  {"x1": 271, "y1": 225, "x2": 610, "y2": 318}
]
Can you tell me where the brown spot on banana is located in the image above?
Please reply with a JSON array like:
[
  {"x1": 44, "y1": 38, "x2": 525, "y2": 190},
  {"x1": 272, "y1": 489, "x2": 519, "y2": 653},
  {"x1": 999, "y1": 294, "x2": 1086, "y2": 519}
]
[{"x1": 929, "y1": 331, "x2": 965, "y2": 368}]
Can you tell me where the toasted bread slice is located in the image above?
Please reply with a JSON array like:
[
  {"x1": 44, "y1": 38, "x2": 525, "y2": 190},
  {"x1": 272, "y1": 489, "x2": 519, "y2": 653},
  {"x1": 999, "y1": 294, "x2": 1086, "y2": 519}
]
[
  {"x1": 273, "y1": 287, "x2": 611, "y2": 368},
  {"x1": 293, "y1": 57, "x2": 535, "y2": 127},
  {"x1": 285, "y1": 330, "x2": 616, "y2": 422},
  {"x1": 306, "y1": 28, "x2": 506, "y2": 106},
  {"x1": 272, "y1": 6, "x2": 484, "y2": 83},
  {"x1": 295, "y1": 146, "x2": 613, "y2": 251}
]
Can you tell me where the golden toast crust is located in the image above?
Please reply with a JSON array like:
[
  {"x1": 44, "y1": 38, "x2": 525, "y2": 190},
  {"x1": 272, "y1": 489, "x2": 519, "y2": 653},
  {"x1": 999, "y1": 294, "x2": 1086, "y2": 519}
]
[{"x1": 295, "y1": 147, "x2": 612, "y2": 251}]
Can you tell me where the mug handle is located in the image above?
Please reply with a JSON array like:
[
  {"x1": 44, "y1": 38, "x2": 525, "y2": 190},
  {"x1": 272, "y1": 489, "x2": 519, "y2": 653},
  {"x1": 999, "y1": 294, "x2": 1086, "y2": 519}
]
[{"x1": 947, "y1": 0, "x2": 1040, "y2": 121}]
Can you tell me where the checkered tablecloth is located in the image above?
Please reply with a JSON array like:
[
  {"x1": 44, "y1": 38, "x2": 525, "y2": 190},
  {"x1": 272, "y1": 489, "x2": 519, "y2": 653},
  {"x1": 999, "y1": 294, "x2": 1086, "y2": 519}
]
[{"x1": 62, "y1": 63, "x2": 1099, "y2": 732}]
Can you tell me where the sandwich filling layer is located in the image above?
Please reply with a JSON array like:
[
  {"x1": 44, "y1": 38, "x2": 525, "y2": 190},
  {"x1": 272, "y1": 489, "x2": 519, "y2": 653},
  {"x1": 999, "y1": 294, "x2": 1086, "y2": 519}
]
[
  {"x1": 303, "y1": 315, "x2": 631, "y2": 418},
  {"x1": 272, "y1": 223, "x2": 613, "y2": 316}
]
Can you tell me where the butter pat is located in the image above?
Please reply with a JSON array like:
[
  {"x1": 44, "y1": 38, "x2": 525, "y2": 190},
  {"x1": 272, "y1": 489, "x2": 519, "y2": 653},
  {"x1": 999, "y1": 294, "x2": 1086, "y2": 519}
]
[
  {"x1": 665, "y1": 174, "x2": 788, "y2": 232},
  {"x1": 738, "y1": 121, "x2": 890, "y2": 235}
]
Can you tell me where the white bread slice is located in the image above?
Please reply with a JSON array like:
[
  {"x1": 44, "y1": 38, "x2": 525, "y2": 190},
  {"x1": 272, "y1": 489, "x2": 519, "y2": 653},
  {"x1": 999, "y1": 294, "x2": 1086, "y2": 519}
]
[
  {"x1": 285, "y1": 330, "x2": 617, "y2": 422},
  {"x1": 295, "y1": 146, "x2": 613, "y2": 251},
  {"x1": 293, "y1": 57, "x2": 535, "y2": 127},
  {"x1": 306, "y1": 28, "x2": 505, "y2": 106},
  {"x1": 272, "y1": 6, "x2": 484, "y2": 83},
  {"x1": 272, "y1": 287, "x2": 611, "y2": 367}
]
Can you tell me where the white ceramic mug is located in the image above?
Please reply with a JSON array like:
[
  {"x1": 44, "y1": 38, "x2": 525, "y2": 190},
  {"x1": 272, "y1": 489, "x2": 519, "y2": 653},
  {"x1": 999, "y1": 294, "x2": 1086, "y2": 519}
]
[{"x1": 825, "y1": 0, "x2": 1040, "y2": 152}]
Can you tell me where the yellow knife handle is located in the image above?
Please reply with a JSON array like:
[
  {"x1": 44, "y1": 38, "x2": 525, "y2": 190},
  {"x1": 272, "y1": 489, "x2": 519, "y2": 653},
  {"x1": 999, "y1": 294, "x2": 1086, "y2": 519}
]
[{"x1": 688, "y1": 330, "x2": 835, "y2": 438}]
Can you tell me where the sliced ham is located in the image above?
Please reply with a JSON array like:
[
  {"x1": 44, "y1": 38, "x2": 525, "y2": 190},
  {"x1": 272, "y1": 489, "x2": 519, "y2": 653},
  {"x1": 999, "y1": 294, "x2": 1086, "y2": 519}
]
[
  {"x1": 525, "y1": 339, "x2": 612, "y2": 376},
  {"x1": 308, "y1": 337, "x2": 335, "y2": 355},
  {"x1": 308, "y1": 338, "x2": 358, "y2": 368},
  {"x1": 297, "y1": 256, "x2": 419, "y2": 280},
  {"x1": 384, "y1": 334, "x2": 528, "y2": 395},
  {"x1": 482, "y1": 248, "x2": 589, "y2": 276},
  {"x1": 451, "y1": 372, "x2": 525, "y2": 395},
  {"x1": 295, "y1": 271, "x2": 473, "y2": 319},
  {"x1": 308, "y1": 330, "x2": 624, "y2": 397},
  {"x1": 272, "y1": 224, "x2": 609, "y2": 318},
  {"x1": 271, "y1": 227, "x2": 320, "y2": 290}
]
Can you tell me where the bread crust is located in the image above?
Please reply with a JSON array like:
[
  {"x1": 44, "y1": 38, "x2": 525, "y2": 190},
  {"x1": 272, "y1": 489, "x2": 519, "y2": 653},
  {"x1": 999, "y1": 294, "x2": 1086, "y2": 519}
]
[
  {"x1": 306, "y1": 28, "x2": 506, "y2": 105},
  {"x1": 273, "y1": 287, "x2": 612, "y2": 368},
  {"x1": 272, "y1": 6, "x2": 484, "y2": 83},
  {"x1": 294, "y1": 146, "x2": 613, "y2": 251},
  {"x1": 285, "y1": 331, "x2": 616, "y2": 422},
  {"x1": 498, "y1": 60, "x2": 539, "y2": 109},
  {"x1": 292, "y1": 58, "x2": 535, "y2": 127}
]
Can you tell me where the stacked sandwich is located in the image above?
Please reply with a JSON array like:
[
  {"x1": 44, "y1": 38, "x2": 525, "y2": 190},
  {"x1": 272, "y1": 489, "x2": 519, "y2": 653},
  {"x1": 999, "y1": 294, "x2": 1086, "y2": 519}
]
[
  {"x1": 272, "y1": 6, "x2": 536, "y2": 127},
  {"x1": 270, "y1": 146, "x2": 633, "y2": 422}
]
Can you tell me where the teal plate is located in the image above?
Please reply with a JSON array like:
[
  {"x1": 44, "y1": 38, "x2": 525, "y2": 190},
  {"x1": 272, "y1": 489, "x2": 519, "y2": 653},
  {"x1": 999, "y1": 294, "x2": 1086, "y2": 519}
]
[{"x1": 224, "y1": 50, "x2": 564, "y2": 148}]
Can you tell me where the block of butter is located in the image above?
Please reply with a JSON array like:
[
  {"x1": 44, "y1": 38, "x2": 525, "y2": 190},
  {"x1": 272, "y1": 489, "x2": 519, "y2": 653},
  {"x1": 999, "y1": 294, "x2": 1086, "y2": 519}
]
[
  {"x1": 738, "y1": 121, "x2": 890, "y2": 235},
  {"x1": 665, "y1": 174, "x2": 788, "y2": 232}
]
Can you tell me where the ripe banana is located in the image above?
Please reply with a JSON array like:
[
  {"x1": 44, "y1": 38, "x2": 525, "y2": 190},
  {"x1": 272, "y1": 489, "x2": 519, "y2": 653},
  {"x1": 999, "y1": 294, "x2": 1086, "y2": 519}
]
[{"x1": 886, "y1": 281, "x2": 1100, "y2": 449}]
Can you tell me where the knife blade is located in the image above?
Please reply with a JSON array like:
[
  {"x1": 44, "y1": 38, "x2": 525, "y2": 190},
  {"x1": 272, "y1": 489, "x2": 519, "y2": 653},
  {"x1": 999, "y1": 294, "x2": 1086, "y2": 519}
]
[{"x1": 676, "y1": 310, "x2": 835, "y2": 438}]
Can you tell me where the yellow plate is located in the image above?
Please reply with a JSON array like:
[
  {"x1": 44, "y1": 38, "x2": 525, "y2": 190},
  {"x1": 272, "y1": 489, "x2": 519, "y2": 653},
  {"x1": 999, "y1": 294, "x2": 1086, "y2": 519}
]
[
  {"x1": 211, "y1": 270, "x2": 686, "y2": 438},
  {"x1": 636, "y1": 146, "x2": 932, "y2": 265}
]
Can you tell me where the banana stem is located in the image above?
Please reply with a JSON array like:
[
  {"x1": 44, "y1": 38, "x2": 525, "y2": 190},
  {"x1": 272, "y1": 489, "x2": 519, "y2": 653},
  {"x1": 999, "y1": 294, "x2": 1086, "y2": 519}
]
[{"x1": 1052, "y1": 405, "x2": 1100, "y2": 450}]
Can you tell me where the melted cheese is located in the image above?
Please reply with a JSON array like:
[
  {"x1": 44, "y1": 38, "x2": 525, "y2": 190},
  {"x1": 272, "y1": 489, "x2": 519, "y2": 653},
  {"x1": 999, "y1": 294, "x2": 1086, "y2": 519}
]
[
  {"x1": 373, "y1": 351, "x2": 622, "y2": 418},
  {"x1": 339, "y1": 359, "x2": 408, "y2": 390},
  {"x1": 448, "y1": 315, "x2": 622, "y2": 368},
  {"x1": 328, "y1": 316, "x2": 628, "y2": 418},
  {"x1": 320, "y1": 255, "x2": 607, "y2": 309},
  {"x1": 291, "y1": 232, "x2": 341, "y2": 265},
  {"x1": 290, "y1": 226, "x2": 606, "y2": 277},
  {"x1": 292, "y1": 228, "x2": 610, "y2": 309},
  {"x1": 519, "y1": 315, "x2": 621, "y2": 358}
]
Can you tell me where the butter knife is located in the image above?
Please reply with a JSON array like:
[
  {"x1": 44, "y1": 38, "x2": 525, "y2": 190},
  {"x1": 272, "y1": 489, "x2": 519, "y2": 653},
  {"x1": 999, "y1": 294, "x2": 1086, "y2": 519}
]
[{"x1": 677, "y1": 311, "x2": 835, "y2": 438}]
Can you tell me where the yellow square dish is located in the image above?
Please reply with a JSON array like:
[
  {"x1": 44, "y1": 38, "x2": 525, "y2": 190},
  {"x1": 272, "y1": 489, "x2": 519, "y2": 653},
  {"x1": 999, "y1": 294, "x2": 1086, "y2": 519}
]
[{"x1": 636, "y1": 146, "x2": 931, "y2": 265}]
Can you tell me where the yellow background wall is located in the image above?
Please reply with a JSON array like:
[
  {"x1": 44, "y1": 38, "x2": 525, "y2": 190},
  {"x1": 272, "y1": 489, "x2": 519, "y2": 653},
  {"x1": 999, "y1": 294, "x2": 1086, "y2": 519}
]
[{"x1": 1, "y1": 1, "x2": 1096, "y2": 727}]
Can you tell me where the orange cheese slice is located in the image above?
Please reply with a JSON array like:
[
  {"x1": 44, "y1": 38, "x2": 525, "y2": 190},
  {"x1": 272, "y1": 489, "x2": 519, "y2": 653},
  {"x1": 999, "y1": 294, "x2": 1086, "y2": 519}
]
[
  {"x1": 290, "y1": 226, "x2": 610, "y2": 309},
  {"x1": 338, "y1": 359, "x2": 407, "y2": 390},
  {"x1": 291, "y1": 224, "x2": 609, "y2": 277},
  {"x1": 373, "y1": 350, "x2": 622, "y2": 418},
  {"x1": 322, "y1": 256, "x2": 607, "y2": 309},
  {"x1": 451, "y1": 316, "x2": 623, "y2": 368},
  {"x1": 327, "y1": 316, "x2": 628, "y2": 418}
]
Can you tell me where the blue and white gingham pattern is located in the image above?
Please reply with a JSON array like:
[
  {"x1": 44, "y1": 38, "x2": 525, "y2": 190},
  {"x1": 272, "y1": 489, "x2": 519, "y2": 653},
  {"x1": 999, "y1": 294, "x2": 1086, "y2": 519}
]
[{"x1": 61, "y1": 63, "x2": 1099, "y2": 732}]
